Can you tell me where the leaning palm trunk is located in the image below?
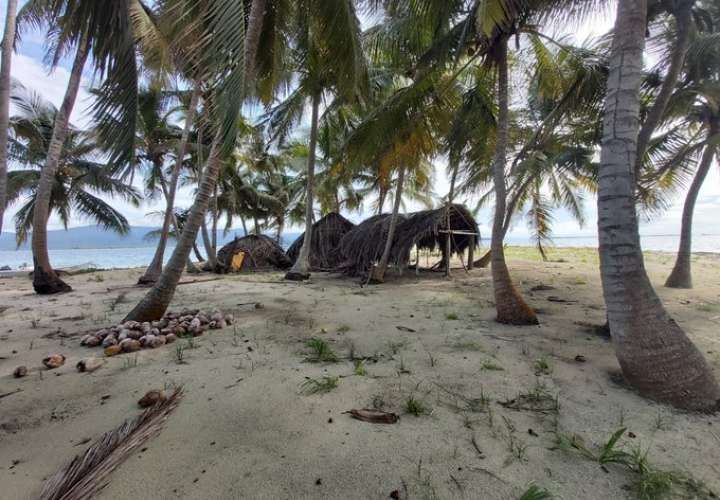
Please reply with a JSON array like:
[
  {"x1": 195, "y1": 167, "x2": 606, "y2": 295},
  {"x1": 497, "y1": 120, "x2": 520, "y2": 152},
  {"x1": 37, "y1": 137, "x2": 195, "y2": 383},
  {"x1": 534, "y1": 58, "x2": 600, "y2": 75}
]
[
  {"x1": 0, "y1": 0, "x2": 18, "y2": 236},
  {"x1": 138, "y1": 87, "x2": 200, "y2": 284},
  {"x1": 124, "y1": 127, "x2": 224, "y2": 322},
  {"x1": 665, "y1": 123, "x2": 718, "y2": 289},
  {"x1": 490, "y1": 39, "x2": 537, "y2": 325},
  {"x1": 598, "y1": 0, "x2": 720, "y2": 411},
  {"x1": 444, "y1": 158, "x2": 459, "y2": 277},
  {"x1": 243, "y1": 0, "x2": 267, "y2": 86},
  {"x1": 31, "y1": 34, "x2": 90, "y2": 294},
  {"x1": 285, "y1": 90, "x2": 321, "y2": 280},
  {"x1": 635, "y1": 0, "x2": 693, "y2": 177},
  {"x1": 370, "y1": 164, "x2": 405, "y2": 283}
]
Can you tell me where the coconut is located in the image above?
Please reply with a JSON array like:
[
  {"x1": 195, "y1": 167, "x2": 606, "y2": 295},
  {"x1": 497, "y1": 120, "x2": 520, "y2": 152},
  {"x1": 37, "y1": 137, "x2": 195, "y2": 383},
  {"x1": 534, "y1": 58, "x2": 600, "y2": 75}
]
[
  {"x1": 120, "y1": 338, "x2": 142, "y2": 353},
  {"x1": 43, "y1": 354, "x2": 66, "y2": 369},
  {"x1": 13, "y1": 366, "x2": 28, "y2": 378},
  {"x1": 127, "y1": 329, "x2": 142, "y2": 340},
  {"x1": 140, "y1": 334, "x2": 156, "y2": 347},
  {"x1": 104, "y1": 345, "x2": 122, "y2": 357},
  {"x1": 118, "y1": 330, "x2": 129, "y2": 341},
  {"x1": 76, "y1": 358, "x2": 104, "y2": 373},
  {"x1": 85, "y1": 336, "x2": 101, "y2": 348},
  {"x1": 150, "y1": 327, "x2": 160, "y2": 336},
  {"x1": 224, "y1": 314, "x2": 234, "y2": 325},
  {"x1": 165, "y1": 333, "x2": 177, "y2": 344},
  {"x1": 138, "y1": 390, "x2": 166, "y2": 408},
  {"x1": 102, "y1": 335, "x2": 118, "y2": 348},
  {"x1": 149, "y1": 335, "x2": 166, "y2": 348},
  {"x1": 210, "y1": 311, "x2": 223, "y2": 323}
]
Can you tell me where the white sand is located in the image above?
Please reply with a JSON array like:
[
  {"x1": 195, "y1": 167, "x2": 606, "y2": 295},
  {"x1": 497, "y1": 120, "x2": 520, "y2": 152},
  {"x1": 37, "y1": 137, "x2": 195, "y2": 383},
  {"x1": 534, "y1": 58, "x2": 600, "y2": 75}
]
[{"x1": 1, "y1": 249, "x2": 719, "y2": 499}]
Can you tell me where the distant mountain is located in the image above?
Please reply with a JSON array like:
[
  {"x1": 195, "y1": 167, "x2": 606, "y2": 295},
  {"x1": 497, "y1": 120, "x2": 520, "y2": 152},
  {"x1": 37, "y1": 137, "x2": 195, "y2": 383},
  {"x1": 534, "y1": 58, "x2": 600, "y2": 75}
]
[{"x1": 0, "y1": 225, "x2": 301, "y2": 251}]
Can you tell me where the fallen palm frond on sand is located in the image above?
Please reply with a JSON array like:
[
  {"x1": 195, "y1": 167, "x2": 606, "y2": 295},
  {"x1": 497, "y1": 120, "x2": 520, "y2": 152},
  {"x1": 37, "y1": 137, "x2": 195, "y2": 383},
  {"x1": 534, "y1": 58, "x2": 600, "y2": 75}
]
[{"x1": 39, "y1": 387, "x2": 183, "y2": 500}]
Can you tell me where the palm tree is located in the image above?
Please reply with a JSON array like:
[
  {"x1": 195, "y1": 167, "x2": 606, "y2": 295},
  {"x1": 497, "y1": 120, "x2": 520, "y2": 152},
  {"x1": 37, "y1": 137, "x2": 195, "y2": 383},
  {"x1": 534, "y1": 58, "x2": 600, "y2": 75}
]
[
  {"x1": 136, "y1": 86, "x2": 201, "y2": 284},
  {"x1": 259, "y1": 0, "x2": 368, "y2": 281},
  {"x1": 6, "y1": 83, "x2": 140, "y2": 244},
  {"x1": 123, "y1": 0, "x2": 248, "y2": 321},
  {"x1": 0, "y1": 0, "x2": 18, "y2": 236},
  {"x1": 597, "y1": 0, "x2": 720, "y2": 411},
  {"x1": 17, "y1": 0, "x2": 157, "y2": 293}
]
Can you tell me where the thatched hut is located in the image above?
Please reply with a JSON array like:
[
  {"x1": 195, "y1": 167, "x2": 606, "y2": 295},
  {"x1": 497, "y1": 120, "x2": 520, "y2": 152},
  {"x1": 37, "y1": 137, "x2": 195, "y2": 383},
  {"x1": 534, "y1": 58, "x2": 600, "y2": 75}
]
[
  {"x1": 215, "y1": 234, "x2": 292, "y2": 273},
  {"x1": 286, "y1": 212, "x2": 356, "y2": 270},
  {"x1": 337, "y1": 204, "x2": 479, "y2": 277}
]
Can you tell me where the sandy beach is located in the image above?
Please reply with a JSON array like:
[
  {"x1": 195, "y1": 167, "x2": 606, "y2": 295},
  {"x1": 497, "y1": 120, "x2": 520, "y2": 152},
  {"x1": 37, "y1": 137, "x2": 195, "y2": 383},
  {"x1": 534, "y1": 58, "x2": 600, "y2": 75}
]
[{"x1": 1, "y1": 247, "x2": 719, "y2": 499}]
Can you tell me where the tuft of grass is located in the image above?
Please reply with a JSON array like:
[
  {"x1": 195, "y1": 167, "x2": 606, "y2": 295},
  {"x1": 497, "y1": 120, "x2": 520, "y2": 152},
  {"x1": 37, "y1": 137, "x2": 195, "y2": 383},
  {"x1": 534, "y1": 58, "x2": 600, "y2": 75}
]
[
  {"x1": 121, "y1": 355, "x2": 138, "y2": 370},
  {"x1": 300, "y1": 376, "x2": 339, "y2": 394},
  {"x1": 481, "y1": 359, "x2": 504, "y2": 371},
  {"x1": 353, "y1": 360, "x2": 367, "y2": 376},
  {"x1": 445, "y1": 312, "x2": 459, "y2": 320},
  {"x1": 519, "y1": 484, "x2": 553, "y2": 500},
  {"x1": 337, "y1": 324, "x2": 351, "y2": 333},
  {"x1": 305, "y1": 338, "x2": 338, "y2": 363},
  {"x1": 533, "y1": 357, "x2": 552, "y2": 375},
  {"x1": 175, "y1": 344, "x2": 187, "y2": 364},
  {"x1": 452, "y1": 341, "x2": 485, "y2": 352},
  {"x1": 405, "y1": 396, "x2": 429, "y2": 416}
]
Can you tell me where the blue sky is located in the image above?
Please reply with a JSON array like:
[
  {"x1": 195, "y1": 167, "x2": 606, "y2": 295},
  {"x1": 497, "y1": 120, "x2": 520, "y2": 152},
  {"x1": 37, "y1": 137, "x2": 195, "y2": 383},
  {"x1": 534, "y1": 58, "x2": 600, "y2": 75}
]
[{"x1": 1, "y1": 0, "x2": 718, "y2": 240}]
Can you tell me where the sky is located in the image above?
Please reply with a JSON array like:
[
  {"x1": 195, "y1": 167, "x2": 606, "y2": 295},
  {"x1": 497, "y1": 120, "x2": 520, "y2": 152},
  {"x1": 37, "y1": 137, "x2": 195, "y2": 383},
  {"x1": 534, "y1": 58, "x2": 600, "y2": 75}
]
[{"x1": 1, "y1": 1, "x2": 718, "y2": 241}]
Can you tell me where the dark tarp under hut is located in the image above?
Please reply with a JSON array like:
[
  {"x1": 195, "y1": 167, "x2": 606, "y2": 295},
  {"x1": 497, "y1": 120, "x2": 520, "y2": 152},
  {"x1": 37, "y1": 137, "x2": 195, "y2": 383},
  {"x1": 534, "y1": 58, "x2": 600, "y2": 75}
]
[
  {"x1": 215, "y1": 234, "x2": 292, "y2": 273},
  {"x1": 286, "y1": 212, "x2": 356, "y2": 270},
  {"x1": 337, "y1": 204, "x2": 479, "y2": 277}
]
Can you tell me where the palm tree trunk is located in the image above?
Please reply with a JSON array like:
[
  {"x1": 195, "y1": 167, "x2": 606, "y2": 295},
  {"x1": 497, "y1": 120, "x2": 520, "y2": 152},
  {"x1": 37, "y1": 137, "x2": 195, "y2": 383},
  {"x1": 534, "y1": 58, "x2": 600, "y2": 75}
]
[
  {"x1": 192, "y1": 243, "x2": 203, "y2": 262},
  {"x1": 275, "y1": 216, "x2": 284, "y2": 245},
  {"x1": 201, "y1": 220, "x2": 217, "y2": 269},
  {"x1": 598, "y1": 0, "x2": 719, "y2": 411},
  {"x1": 377, "y1": 186, "x2": 387, "y2": 215},
  {"x1": 138, "y1": 86, "x2": 200, "y2": 284},
  {"x1": 285, "y1": 90, "x2": 321, "y2": 280},
  {"x1": 444, "y1": 158, "x2": 459, "y2": 277},
  {"x1": 31, "y1": 34, "x2": 90, "y2": 294},
  {"x1": 211, "y1": 185, "x2": 218, "y2": 253},
  {"x1": 635, "y1": 0, "x2": 693, "y2": 177},
  {"x1": 371, "y1": 164, "x2": 405, "y2": 283},
  {"x1": 665, "y1": 123, "x2": 718, "y2": 288},
  {"x1": 124, "y1": 127, "x2": 224, "y2": 321},
  {"x1": 490, "y1": 38, "x2": 537, "y2": 325},
  {"x1": 243, "y1": 0, "x2": 267, "y2": 87},
  {"x1": 0, "y1": 0, "x2": 18, "y2": 237}
]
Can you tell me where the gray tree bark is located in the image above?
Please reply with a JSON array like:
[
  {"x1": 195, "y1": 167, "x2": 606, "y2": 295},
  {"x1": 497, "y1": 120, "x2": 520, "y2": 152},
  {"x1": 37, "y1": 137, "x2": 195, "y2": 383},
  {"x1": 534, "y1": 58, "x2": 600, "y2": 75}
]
[
  {"x1": 31, "y1": 33, "x2": 90, "y2": 294},
  {"x1": 598, "y1": 0, "x2": 720, "y2": 411},
  {"x1": 0, "y1": 0, "x2": 18, "y2": 236},
  {"x1": 490, "y1": 38, "x2": 537, "y2": 325},
  {"x1": 665, "y1": 121, "x2": 718, "y2": 288},
  {"x1": 371, "y1": 164, "x2": 405, "y2": 283},
  {"x1": 285, "y1": 90, "x2": 320, "y2": 280}
]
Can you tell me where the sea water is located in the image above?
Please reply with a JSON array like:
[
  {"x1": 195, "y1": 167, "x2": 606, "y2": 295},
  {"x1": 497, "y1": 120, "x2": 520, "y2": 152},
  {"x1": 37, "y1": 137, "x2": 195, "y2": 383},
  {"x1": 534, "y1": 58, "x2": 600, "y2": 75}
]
[{"x1": 0, "y1": 234, "x2": 718, "y2": 271}]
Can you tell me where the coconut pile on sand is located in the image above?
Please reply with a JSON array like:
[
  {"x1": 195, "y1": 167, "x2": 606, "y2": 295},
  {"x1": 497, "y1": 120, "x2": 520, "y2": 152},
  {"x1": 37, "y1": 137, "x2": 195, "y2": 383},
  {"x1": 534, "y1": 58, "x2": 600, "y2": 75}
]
[{"x1": 80, "y1": 308, "x2": 235, "y2": 356}]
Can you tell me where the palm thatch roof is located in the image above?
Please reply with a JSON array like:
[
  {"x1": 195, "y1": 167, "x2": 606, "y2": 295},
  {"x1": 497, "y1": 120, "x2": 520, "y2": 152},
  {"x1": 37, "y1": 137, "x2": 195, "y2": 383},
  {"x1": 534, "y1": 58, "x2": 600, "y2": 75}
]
[
  {"x1": 286, "y1": 212, "x2": 356, "y2": 270},
  {"x1": 337, "y1": 204, "x2": 479, "y2": 277},
  {"x1": 215, "y1": 234, "x2": 292, "y2": 273}
]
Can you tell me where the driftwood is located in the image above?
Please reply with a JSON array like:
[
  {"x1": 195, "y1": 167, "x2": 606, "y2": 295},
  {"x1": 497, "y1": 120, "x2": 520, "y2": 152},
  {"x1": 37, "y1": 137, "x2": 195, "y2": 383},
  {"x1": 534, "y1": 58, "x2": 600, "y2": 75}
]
[{"x1": 39, "y1": 387, "x2": 183, "y2": 500}]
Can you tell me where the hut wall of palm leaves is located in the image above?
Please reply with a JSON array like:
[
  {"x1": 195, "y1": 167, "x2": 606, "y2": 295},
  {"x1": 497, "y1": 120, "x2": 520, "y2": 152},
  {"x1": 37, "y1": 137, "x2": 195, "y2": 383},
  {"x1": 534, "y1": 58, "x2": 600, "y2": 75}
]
[
  {"x1": 286, "y1": 212, "x2": 356, "y2": 270},
  {"x1": 337, "y1": 204, "x2": 479, "y2": 277},
  {"x1": 215, "y1": 234, "x2": 291, "y2": 273}
]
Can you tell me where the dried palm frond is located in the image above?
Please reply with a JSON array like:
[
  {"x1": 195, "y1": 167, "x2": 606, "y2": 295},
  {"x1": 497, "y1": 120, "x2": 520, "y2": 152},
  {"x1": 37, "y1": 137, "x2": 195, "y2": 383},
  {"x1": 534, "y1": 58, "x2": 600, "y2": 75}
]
[{"x1": 39, "y1": 387, "x2": 184, "y2": 500}]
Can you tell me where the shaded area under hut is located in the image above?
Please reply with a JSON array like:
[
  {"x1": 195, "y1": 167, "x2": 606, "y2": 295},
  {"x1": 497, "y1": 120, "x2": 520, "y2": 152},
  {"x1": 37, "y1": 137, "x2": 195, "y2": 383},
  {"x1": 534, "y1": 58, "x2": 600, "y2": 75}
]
[
  {"x1": 215, "y1": 234, "x2": 292, "y2": 273},
  {"x1": 337, "y1": 204, "x2": 479, "y2": 277},
  {"x1": 286, "y1": 212, "x2": 356, "y2": 270}
]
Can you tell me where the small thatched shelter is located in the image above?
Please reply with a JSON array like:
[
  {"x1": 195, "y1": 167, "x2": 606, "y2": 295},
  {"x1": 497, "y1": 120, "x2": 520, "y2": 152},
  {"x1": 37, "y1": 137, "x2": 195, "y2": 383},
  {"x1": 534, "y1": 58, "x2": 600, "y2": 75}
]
[
  {"x1": 337, "y1": 204, "x2": 479, "y2": 277},
  {"x1": 215, "y1": 234, "x2": 292, "y2": 273},
  {"x1": 286, "y1": 212, "x2": 356, "y2": 270}
]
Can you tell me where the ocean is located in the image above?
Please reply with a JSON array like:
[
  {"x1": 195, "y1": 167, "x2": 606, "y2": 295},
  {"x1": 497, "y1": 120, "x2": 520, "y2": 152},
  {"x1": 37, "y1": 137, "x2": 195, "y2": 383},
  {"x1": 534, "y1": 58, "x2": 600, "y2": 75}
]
[{"x1": 1, "y1": 233, "x2": 718, "y2": 271}]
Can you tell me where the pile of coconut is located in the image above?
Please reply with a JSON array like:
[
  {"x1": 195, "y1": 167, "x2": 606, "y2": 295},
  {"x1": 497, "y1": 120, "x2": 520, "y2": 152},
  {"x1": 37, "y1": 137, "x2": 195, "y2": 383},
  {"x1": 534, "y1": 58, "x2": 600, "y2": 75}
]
[{"x1": 81, "y1": 309, "x2": 234, "y2": 356}]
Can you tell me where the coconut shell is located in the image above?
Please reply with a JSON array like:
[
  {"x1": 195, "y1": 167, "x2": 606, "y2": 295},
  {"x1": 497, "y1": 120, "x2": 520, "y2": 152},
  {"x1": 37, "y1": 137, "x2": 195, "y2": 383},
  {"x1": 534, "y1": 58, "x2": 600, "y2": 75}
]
[
  {"x1": 43, "y1": 354, "x2": 66, "y2": 369},
  {"x1": 138, "y1": 390, "x2": 166, "y2": 408},
  {"x1": 104, "y1": 345, "x2": 122, "y2": 357},
  {"x1": 76, "y1": 357, "x2": 104, "y2": 373},
  {"x1": 165, "y1": 333, "x2": 177, "y2": 344},
  {"x1": 102, "y1": 335, "x2": 118, "y2": 348},
  {"x1": 85, "y1": 336, "x2": 101, "y2": 348},
  {"x1": 120, "y1": 339, "x2": 142, "y2": 353},
  {"x1": 13, "y1": 365, "x2": 28, "y2": 378}
]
